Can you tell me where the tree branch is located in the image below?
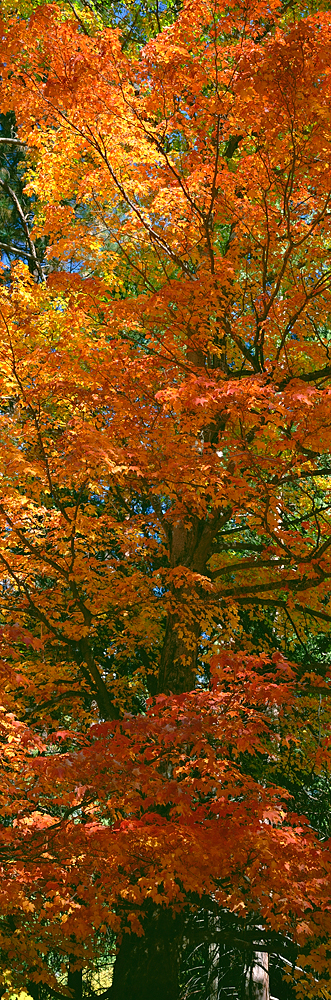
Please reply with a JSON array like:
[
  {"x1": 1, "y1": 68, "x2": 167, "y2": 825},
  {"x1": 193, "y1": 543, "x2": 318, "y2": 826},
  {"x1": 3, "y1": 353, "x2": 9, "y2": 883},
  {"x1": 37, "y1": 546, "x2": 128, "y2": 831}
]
[{"x1": 0, "y1": 178, "x2": 45, "y2": 281}]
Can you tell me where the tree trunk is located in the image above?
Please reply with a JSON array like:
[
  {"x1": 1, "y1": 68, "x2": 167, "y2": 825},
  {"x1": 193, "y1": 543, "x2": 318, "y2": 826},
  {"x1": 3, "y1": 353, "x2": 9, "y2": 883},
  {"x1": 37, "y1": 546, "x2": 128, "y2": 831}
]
[
  {"x1": 158, "y1": 609, "x2": 198, "y2": 693},
  {"x1": 110, "y1": 908, "x2": 184, "y2": 1000},
  {"x1": 207, "y1": 940, "x2": 220, "y2": 1000},
  {"x1": 158, "y1": 514, "x2": 225, "y2": 694},
  {"x1": 245, "y1": 952, "x2": 269, "y2": 1000},
  {"x1": 111, "y1": 513, "x2": 228, "y2": 996},
  {"x1": 68, "y1": 957, "x2": 83, "y2": 1000}
]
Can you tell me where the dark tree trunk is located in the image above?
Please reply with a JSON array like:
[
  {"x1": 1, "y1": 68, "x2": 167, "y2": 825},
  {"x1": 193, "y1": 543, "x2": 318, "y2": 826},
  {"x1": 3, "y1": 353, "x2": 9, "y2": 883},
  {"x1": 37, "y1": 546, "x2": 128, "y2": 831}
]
[
  {"x1": 26, "y1": 985, "x2": 40, "y2": 1000},
  {"x1": 158, "y1": 513, "x2": 227, "y2": 694},
  {"x1": 111, "y1": 512, "x2": 230, "y2": 997},
  {"x1": 110, "y1": 908, "x2": 185, "y2": 1000},
  {"x1": 158, "y1": 609, "x2": 198, "y2": 693},
  {"x1": 68, "y1": 957, "x2": 83, "y2": 1000}
]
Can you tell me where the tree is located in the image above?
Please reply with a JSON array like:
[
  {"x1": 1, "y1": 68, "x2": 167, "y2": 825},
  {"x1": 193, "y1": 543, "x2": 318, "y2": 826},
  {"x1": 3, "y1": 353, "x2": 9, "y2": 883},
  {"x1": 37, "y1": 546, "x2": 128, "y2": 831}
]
[
  {"x1": 0, "y1": 0, "x2": 331, "y2": 996},
  {"x1": 0, "y1": 113, "x2": 46, "y2": 280}
]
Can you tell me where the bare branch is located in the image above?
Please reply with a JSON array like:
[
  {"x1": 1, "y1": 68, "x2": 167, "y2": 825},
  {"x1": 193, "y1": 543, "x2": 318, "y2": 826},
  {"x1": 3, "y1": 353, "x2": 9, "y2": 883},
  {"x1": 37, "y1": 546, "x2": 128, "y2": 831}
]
[
  {"x1": 0, "y1": 178, "x2": 45, "y2": 281},
  {"x1": 0, "y1": 137, "x2": 27, "y2": 146}
]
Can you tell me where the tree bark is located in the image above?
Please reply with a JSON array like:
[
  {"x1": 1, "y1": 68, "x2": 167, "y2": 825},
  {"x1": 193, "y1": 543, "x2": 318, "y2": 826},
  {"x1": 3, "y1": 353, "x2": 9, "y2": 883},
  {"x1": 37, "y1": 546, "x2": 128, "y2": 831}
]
[
  {"x1": 111, "y1": 510, "x2": 231, "y2": 996},
  {"x1": 68, "y1": 957, "x2": 83, "y2": 1000},
  {"x1": 245, "y1": 952, "x2": 270, "y2": 1000},
  {"x1": 110, "y1": 908, "x2": 184, "y2": 1000},
  {"x1": 158, "y1": 608, "x2": 198, "y2": 693},
  {"x1": 158, "y1": 513, "x2": 228, "y2": 693},
  {"x1": 207, "y1": 940, "x2": 220, "y2": 1000}
]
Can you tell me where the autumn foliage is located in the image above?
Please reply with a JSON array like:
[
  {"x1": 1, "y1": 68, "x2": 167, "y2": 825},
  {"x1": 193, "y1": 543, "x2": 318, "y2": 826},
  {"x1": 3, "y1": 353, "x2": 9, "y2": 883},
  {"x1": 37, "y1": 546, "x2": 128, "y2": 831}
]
[{"x1": 0, "y1": 0, "x2": 331, "y2": 996}]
